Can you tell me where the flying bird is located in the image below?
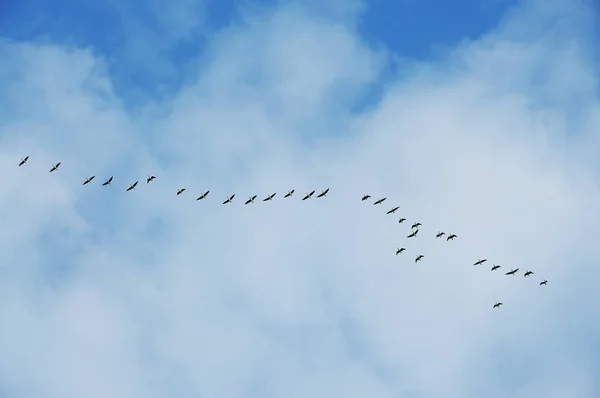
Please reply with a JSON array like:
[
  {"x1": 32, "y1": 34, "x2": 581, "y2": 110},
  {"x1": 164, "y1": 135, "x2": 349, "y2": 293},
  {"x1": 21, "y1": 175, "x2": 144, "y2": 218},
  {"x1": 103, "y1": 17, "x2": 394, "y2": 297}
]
[
  {"x1": 284, "y1": 190, "x2": 295, "y2": 198},
  {"x1": 415, "y1": 255, "x2": 424, "y2": 263},
  {"x1": 505, "y1": 268, "x2": 519, "y2": 276},
  {"x1": 126, "y1": 181, "x2": 138, "y2": 191},
  {"x1": 263, "y1": 193, "x2": 276, "y2": 201},
  {"x1": 524, "y1": 270, "x2": 533, "y2": 277},
  {"x1": 386, "y1": 206, "x2": 399, "y2": 214},
  {"x1": 196, "y1": 190, "x2": 210, "y2": 200},
  {"x1": 49, "y1": 162, "x2": 61, "y2": 172},
  {"x1": 411, "y1": 222, "x2": 421, "y2": 229},
  {"x1": 491, "y1": 264, "x2": 501, "y2": 271},
  {"x1": 398, "y1": 217, "x2": 406, "y2": 224},
  {"x1": 493, "y1": 302, "x2": 503, "y2": 309},
  {"x1": 82, "y1": 176, "x2": 95, "y2": 185},
  {"x1": 396, "y1": 247, "x2": 406, "y2": 255},
  {"x1": 302, "y1": 190, "x2": 315, "y2": 200},
  {"x1": 436, "y1": 232, "x2": 445, "y2": 238},
  {"x1": 18, "y1": 156, "x2": 29, "y2": 166},
  {"x1": 473, "y1": 259, "x2": 487, "y2": 266},
  {"x1": 102, "y1": 176, "x2": 113, "y2": 186},
  {"x1": 245, "y1": 195, "x2": 257, "y2": 205},
  {"x1": 446, "y1": 234, "x2": 457, "y2": 241},
  {"x1": 176, "y1": 188, "x2": 186, "y2": 195},
  {"x1": 540, "y1": 280, "x2": 548, "y2": 286},
  {"x1": 373, "y1": 197, "x2": 386, "y2": 205},
  {"x1": 223, "y1": 194, "x2": 235, "y2": 204},
  {"x1": 407, "y1": 230, "x2": 418, "y2": 238},
  {"x1": 147, "y1": 175, "x2": 156, "y2": 184},
  {"x1": 361, "y1": 194, "x2": 371, "y2": 201},
  {"x1": 316, "y1": 188, "x2": 329, "y2": 198}
]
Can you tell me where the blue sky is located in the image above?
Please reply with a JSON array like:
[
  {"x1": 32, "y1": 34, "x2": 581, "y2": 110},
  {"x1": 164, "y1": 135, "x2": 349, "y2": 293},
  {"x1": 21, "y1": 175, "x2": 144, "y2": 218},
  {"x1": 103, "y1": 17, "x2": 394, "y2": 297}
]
[{"x1": 0, "y1": 0, "x2": 599, "y2": 397}]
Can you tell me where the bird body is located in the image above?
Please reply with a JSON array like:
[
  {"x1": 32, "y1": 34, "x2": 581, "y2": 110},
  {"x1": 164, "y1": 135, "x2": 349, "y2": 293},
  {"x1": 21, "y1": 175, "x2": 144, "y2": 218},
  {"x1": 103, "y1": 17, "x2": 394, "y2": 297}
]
[
  {"x1": 102, "y1": 176, "x2": 113, "y2": 186},
  {"x1": 83, "y1": 175, "x2": 95, "y2": 185},
  {"x1": 126, "y1": 181, "x2": 138, "y2": 191},
  {"x1": 284, "y1": 190, "x2": 294, "y2": 198},
  {"x1": 49, "y1": 162, "x2": 61, "y2": 172},
  {"x1": 197, "y1": 190, "x2": 210, "y2": 200},
  {"x1": 373, "y1": 197, "x2": 386, "y2": 205},
  {"x1": 19, "y1": 156, "x2": 29, "y2": 166},
  {"x1": 415, "y1": 255, "x2": 424, "y2": 263},
  {"x1": 316, "y1": 188, "x2": 329, "y2": 198},
  {"x1": 386, "y1": 206, "x2": 399, "y2": 214}
]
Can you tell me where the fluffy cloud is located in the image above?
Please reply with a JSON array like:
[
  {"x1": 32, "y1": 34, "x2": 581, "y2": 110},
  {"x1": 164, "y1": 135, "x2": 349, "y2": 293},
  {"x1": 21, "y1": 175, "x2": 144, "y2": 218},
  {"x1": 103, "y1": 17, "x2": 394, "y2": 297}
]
[{"x1": 0, "y1": 0, "x2": 598, "y2": 397}]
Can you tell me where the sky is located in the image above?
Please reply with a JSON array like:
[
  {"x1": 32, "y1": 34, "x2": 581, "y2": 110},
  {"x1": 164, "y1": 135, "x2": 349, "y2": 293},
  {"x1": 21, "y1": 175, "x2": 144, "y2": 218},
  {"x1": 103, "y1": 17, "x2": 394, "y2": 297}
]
[{"x1": 0, "y1": 0, "x2": 599, "y2": 397}]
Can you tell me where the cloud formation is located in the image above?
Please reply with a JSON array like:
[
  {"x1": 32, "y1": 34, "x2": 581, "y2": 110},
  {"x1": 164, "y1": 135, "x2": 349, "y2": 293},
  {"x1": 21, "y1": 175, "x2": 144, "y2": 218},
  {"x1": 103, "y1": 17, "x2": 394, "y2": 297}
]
[{"x1": 0, "y1": 0, "x2": 599, "y2": 397}]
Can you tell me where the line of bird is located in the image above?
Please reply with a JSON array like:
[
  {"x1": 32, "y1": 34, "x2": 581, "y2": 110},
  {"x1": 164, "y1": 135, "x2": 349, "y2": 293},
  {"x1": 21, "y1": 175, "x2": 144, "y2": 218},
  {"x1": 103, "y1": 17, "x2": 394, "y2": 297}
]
[{"x1": 360, "y1": 193, "x2": 548, "y2": 310}]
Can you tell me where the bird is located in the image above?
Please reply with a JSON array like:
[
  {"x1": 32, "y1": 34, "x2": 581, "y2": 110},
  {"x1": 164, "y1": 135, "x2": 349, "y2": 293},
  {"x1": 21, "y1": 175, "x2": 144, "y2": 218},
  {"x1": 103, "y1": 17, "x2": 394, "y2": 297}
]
[
  {"x1": 373, "y1": 198, "x2": 386, "y2": 205},
  {"x1": 386, "y1": 206, "x2": 399, "y2": 214},
  {"x1": 396, "y1": 247, "x2": 406, "y2": 255},
  {"x1": 361, "y1": 194, "x2": 371, "y2": 201},
  {"x1": 407, "y1": 229, "x2": 418, "y2": 238},
  {"x1": 505, "y1": 268, "x2": 519, "y2": 276},
  {"x1": 411, "y1": 222, "x2": 421, "y2": 229},
  {"x1": 446, "y1": 234, "x2": 457, "y2": 241},
  {"x1": 223, "y1": 194, "x2": 235, "y2": 204},
  {"x1": 284, "y1": 190, "x2": 294, "y2": 198},
  {"x1": 176, "y1": 188, "x2": 186, "y2": 195},
  {"x1": 147, "y1": 175, "x2": 156, "y2": 184},
  {"x1": 49, "y1": 162, "x2": 61, "y2": 172},
  {"x1": 524, "y1": 270, "x2": 533, "y2": 277},
  {"x1": 245, "y1": 195, "x2": 257, "y2": 205},
  {"x1": 415, "y1": 254, "x2": 424, "y2": 263},
  {"x1": 18, "y1": 156, "x2": 29, "y2": 166},
  {"x1": 493, "y1": 302, "x2": 503, "y2": 309},
  {"x1": 436, "y1": 232, "x2": 445, "y2": 238},
  {"x1": 398, "y1": 217, "x2": 406, "y2": 224},
  {"x1": 126, "y1": 181, "x2": 138, "y2": 191},
  {"x1": 263, "y1": 193, "x2": 276, "y2": 201},
  {"x1": 540, "y1": 280, "x2": 548, "y2": 286},
  {"x1": 316, "y1": 188, "x2": 329, "y2": 198},
  {"x1": 491, "y1": 264, "x2": 501, "y2": 271},
  {"x1": 473, "y1": 259, "x2": 487, "y2": 266},
  {"x1": 102, "y1": 176, "x2": 113, "y2": 186},
  {"x1": 82, "y1": 176, "x2": 95, "y2": 185},
  {"x1": 302, "y1": 190, "x2": 315, "y2": 200},
  {"x1": 196, "y1": 190, "x2": 210, "y2": 200}
]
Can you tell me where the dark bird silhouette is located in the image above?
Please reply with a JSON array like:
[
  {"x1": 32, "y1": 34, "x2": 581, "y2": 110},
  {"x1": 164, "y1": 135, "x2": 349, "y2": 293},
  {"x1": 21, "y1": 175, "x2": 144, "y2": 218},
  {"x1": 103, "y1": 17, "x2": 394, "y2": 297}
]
[
  {"x1": 373, "y1": 197, "x2": 386, "y2": 205},
  {"x1": 284, "y1": 190, "x2": 295, "y2": 198},
  {"x1": 436, "y1": 231, "x2": 445, "y2": 238},
  {"x1": 147, "y1": 175, "x2": 156, "y2": 184},
  {"x1": 446, "y1": 234, "x2": 457, "y2": 241},
  {"x1": 505, "y1": 268, "x2": 519, "y2": 276},
  {"x1": 398, "y1": 217, "x2": 406, "y2": 224},
  {"x1": 316, "y1": 188, "x2": 329, "y2": 198},
  {"x1": 82, "y1": 176, "x2": 95, "y2": 185},
  {"x1": 473, "y1": 259, "x2": 487, "y2": 266},
  {"x1": 361, "y1": 194, "x2": 371, "y2": 201},
  {"x1": 415, "y1": 255, "x2": 424, "y2": 263},
  {"x1": 411, "y1": 222, "x2": 421, "y2": 229},
  {"x1": 302, "y1": 190, "x2": 315, "y2": 200},
  {"x1": 493, "y1": 302, "x2": 503, "y2": 309},
  {"x1": 524, "y1": 270, "x2": 533, "y2": 277},
  {"x1": 245, "y1": 195, "x2": 257, "y2": 205},
  {"x1": 491, "y1": 264, "x2": 501, "y2": 271},
  {"x1": 102, "y1": 176, "x2": 113, "y2": 186},
  {"x1": 386, "y1": 206, "x2": 399, "y2": 214},
  {"x1": 126, "y1": 181, "x2": 138, "y2": 191},
  {"x1": 176, "y1": 188, "x2": 186, "y2": 196},
  {"x1": 49, "y1": 162, "x2": 61, "y2": 172},
  {"x1": 263, "y1": 193, "x2": 276, "y2": 201},
  {"x1": 18, "y1": 156, "x2": 29, "y2": 166},
  {"x1": 407, "y1": 229, "x2": 418, "y2": 238},
  {"x1": 223, "y1": 194, "x2": 235, "y2": 204},
  {"x1": 396, "y1": 247, "x2": 406, "y2": 255},
  {"x1": 540, "y1": 280, "x2": 548, "y2": 286},
  {"x1": 196, "y1": 190, "x2": 210, "y2": 200}
]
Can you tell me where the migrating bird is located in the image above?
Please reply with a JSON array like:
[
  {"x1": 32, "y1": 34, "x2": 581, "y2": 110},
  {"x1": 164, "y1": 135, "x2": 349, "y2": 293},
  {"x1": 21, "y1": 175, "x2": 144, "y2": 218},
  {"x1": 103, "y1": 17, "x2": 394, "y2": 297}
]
[
  {"x1": 361, "y1": 194, "x2": 371, "y2": 201},
  {"x1": 386, "y1": 206, "x2": 399, "y2": 214},
  {"x1": 524, "y1": 270, "x2": 533, "y2": 277},
  {"x1": 284, "y1": 190, "x2": 295, "y2": 198},
  {"x1": 540, "y1": 280, "x2": 548, "y2": 286},
  {"x1": 82, "y1": 176, "x2": 95, "y2": 185},
  {"x1": 126, "y1": 181, "x2": 138, "y2": 191},
  {"x1": 505, "y1": 268, "x2": 519, "y2": 276},
  {"x1": 398, "y1": 217, "x2": 406, "y2": 224},
  {"x1": 176, "y1": 188, "x2": 186, "y2": 196},
  {"x1": 436, "y1": 231, "x2": 445, "y2": 238},
  {"x1": 411, "y1": 222, "x2": 421, "y2": 229},
  {"x1": 49, "y1": 162, "x2": 61, "y2": 172},
  {"x1": 493, "y1": 302, "x2": 503, "y2": 309},
  {"x1": 373, "y1": 197, "x2": 386, "y2": 205},
  {"x1": 263, "y1": 193, "x2": 276, "y2": 201},
  {"x1": 223, "y1": 194, "x2": 235, "y2": 204},
  {"x1": 245, "y1": 195, "x2": 257, "y2": 205},
  {"x1": 396, "y1": 247, "x2": 406, "y2": 255},
  {"x1": 18, "y1": 156, "x2": 29, "y2": 166},
  {"x1": 302, "y1": 190, "x2": 315, "y2": 200},
  {"x1": 407, "y1": 229, "x2": 418, "y2": 238},
  {"x1": 102, "y1": 176, "x2": 113, "y2": 186},
  {"x1": 491, "y1": 264, "x2": 501, "y2": 271},
  {"x1": 415, "y1": 255, "x2": 424, "y2": 263},
  {"x1": 196, "y1": 190, "x2": 210, "y2": 201},
  {"x1": 473, "y1": 259, "x2": 487, "y2": 266},
  {"x1": 446, "y1": 234, "x2": 457, "y2": 241},
  {"x1": 147, "y1": 175, "x2": 156, "y2": 184},
  {"x1": 316, "y1": 188, "x2": 329, "y2": 198}
]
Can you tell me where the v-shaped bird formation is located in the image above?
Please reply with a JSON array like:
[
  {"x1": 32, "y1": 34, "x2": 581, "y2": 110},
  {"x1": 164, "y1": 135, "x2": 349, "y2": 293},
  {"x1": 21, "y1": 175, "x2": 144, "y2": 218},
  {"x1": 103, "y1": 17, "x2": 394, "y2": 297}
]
[{"x1": 16, "y1": 156, "x2": 548, "y2": 309}]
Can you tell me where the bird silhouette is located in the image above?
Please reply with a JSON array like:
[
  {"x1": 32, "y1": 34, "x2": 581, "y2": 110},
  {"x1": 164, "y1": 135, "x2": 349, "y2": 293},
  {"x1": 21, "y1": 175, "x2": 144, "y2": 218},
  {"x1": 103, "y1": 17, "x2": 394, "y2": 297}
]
[{"x1": 18, "y1": 156, "x2": 29, "y2": 166}]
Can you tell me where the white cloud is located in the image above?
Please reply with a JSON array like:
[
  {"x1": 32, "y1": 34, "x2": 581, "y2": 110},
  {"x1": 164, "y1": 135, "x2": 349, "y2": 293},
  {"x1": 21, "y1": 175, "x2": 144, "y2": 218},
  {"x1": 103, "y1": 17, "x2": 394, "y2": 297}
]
[{"x1": 0, "y1": 0, "x2": 599, "y2": 397}]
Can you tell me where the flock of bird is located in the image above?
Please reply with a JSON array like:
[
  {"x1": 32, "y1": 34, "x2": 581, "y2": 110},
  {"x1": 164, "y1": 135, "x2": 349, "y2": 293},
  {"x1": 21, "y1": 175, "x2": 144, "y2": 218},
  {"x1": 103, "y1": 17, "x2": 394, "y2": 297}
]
[{"x1": 17, "y1": 155, "x2": 548, "y2": 309}]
